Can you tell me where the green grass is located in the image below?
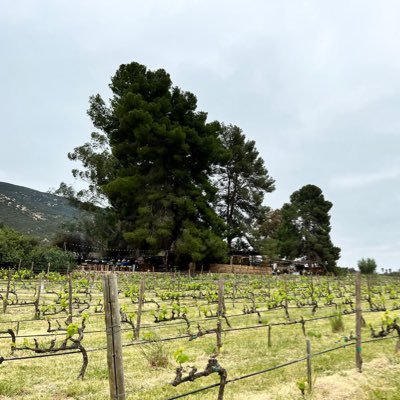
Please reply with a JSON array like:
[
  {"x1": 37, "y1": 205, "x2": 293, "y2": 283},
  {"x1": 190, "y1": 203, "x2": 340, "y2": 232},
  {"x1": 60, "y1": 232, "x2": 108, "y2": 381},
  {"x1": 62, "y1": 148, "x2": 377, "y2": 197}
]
[{"x1": 0, "y1": 273, "x2": 399, "y2": 399}]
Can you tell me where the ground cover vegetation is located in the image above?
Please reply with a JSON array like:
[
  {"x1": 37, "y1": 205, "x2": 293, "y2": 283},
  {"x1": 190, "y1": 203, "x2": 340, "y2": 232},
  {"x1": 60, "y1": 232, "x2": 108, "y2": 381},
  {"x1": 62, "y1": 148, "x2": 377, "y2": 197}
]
[
  {"x1": 0, "y1": 271, "x2": 400, "y2": 399},
  {"x1": 55, "y1": 61, "x2": 341, "y2": 272}
]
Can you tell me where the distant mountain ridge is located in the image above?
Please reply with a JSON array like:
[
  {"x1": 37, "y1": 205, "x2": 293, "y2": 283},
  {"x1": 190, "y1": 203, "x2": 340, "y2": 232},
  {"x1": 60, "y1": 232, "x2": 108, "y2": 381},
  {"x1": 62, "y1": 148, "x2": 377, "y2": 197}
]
[{"x1": 0, "y1": 182, "x2": 85, "y2": 238}]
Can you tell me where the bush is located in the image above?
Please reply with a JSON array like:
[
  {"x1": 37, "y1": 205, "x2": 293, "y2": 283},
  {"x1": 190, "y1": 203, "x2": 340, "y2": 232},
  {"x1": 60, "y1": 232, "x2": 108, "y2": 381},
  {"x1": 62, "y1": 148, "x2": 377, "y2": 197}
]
[
  {"x1": 0, "y1": 226, "x2": 38, "y2": 265},
  {"x1": 0, "y1": 225, "x2": 74, "y2": 273},
  {"x1": 358, "y1": 258, "x2": 377, "y2": 274},
  {"x1": 29, "y1": 246, "x2": 75, "y2": 273}
]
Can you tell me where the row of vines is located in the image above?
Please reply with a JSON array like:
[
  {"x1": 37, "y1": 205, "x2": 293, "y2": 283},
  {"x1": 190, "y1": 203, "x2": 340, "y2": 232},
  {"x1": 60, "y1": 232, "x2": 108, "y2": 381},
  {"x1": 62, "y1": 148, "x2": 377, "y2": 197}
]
[{"x1": 0, "y1": 269, "x2": 400, "y2": 399}]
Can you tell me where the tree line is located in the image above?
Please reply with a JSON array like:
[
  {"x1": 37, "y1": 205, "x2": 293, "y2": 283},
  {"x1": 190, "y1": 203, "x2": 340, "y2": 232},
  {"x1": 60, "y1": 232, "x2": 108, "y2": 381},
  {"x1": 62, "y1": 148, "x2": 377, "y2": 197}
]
[
  {"x1": 56, "y1": 61, "x2": 341, "y2": 272},
  {"x1": 0, "y1": 224, "x2": 73, "y2": 271}
]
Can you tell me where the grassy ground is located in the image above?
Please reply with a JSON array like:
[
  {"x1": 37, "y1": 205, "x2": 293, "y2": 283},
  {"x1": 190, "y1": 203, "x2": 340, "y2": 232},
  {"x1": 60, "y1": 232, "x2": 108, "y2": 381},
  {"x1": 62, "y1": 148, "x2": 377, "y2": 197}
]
[{"x1": 0, "y1": 273, "x2": 399, "y2": 399}]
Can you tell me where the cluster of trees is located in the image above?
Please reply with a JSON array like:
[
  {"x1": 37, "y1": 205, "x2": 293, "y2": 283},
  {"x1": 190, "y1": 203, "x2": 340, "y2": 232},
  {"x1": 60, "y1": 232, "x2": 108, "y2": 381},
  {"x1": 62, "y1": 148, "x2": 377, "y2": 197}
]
[
  {"x1": 58, "y1": 61, "x2": 341, "y2": 271},
  {"x1": 0, "y1": 225, "x2": 74, "y2": 271}
]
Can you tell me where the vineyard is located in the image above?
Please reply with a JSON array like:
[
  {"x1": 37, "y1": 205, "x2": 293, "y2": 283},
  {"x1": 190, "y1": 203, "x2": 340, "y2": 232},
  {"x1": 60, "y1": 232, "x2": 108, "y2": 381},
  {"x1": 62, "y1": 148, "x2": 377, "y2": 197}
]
[{"x1": 0, "y1": 269, "x2": 400, "y2": 399}]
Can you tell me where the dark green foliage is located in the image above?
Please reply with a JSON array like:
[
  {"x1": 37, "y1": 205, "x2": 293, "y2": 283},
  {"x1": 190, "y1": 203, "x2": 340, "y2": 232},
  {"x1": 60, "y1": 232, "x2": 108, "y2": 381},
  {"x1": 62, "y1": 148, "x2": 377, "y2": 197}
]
[
  {"x1": 213, "y1": 124, "x2": 275, "y2": 250},
  {"x1": 237, "y1": 207, "x2": 283, "y2": 258},
  {"x1": 277, "y1": 184, "x2": 340, "y2": 272},
  {"x1": 0, "y1": 225, "x2": 38, "y2": 264},
  {"x1": 358, "y1": 258, "x2": 377, "y2": 274},
  {"x1": 29, "y1": 246, "x2": 75, "y2": 272},
  {"x1": 0, "y1": 225, "x2": 74, "y2": 271},
  {"x1": 71, "y1": 61, "x2": 227, "y2": 262}
]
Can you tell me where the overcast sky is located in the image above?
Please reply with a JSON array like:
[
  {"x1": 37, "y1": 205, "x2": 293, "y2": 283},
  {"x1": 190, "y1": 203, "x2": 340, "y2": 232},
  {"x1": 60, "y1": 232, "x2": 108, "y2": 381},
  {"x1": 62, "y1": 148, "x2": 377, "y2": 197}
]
[{"x1": 1, "y1": 0, "x2": 400, "y2": 270}]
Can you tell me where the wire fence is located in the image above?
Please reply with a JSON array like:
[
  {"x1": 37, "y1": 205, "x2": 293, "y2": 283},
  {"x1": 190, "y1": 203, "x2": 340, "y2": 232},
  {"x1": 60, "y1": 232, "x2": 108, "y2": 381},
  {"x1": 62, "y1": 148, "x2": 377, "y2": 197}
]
[{"x1": 1, "y1": 272, "x2": 400, "y2": 399}]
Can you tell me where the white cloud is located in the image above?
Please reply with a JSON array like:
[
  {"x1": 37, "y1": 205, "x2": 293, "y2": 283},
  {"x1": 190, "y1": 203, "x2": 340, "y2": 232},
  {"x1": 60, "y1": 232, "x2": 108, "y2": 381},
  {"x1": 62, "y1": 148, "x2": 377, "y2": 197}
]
[
  {"x1": 329, "y1": 167, "x2": 400, "y2": 189},
  {"x1": 2, "y1": 0, "x2": 400, "y2": 269}
]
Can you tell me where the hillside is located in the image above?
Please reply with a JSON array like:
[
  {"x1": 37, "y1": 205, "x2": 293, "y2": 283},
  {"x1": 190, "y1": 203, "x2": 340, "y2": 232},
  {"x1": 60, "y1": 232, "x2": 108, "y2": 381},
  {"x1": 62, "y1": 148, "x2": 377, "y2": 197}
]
[{"x1": 0, "y1": 182, "x2": 86, "y2": 238}]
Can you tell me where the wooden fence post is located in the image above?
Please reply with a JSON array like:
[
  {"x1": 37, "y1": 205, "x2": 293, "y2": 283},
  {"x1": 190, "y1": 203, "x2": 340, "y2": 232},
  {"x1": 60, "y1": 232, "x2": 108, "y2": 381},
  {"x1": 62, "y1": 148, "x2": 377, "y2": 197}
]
[
  {"x1": 355, "y1": 272, "x2": 363, "y2": 372},
  {"x1": 2, "y1": 269, "x2": 12, "y2": 313},
  {"x1": 47, "y1": 262, "x2": 50, "y2": 275},
  {"x1": 306, "y1": 339, "x2": 312, "y2": 392},
  {"x1": 67, "y1": 274, "x2": 73, "y2": 324},
  {"x1": 218, "y1": 277, "x2": 225, "y2": 317},
  {"x1": 34, "y1": 278, "x2": 42, "y2": 319},
  {"x1": 135, "y1": 278, "x2": 145, "y2": 340},
  {"x1": 232, "y1": 279, "x2": 236, "y2": 309},
  {"x1": 103, "y1": 274, "x2": 126, "y2": 400},
  {"x1": 284, "y1": 276, "x2": 289, "y2": 319},
  {"x1": 267, "y1": 325, "x2": 272, "y2": 347}
]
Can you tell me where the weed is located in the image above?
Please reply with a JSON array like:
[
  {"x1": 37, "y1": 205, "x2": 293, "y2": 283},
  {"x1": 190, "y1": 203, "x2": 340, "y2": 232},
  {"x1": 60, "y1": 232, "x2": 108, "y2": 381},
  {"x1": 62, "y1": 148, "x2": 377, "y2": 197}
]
[
  {"x1": 330, "y1": 307, "x2": 345, "y2": 332},
  {"x1": 140, "y1": 331, "x2": 169, "y2": 368}
]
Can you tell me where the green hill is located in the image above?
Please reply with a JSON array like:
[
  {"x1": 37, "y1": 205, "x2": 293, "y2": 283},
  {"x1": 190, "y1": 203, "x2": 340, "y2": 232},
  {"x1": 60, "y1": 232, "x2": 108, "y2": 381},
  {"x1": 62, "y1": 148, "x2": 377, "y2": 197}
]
[{"x1": 0, "y1": 182, "x2": 86, "y2": 238}]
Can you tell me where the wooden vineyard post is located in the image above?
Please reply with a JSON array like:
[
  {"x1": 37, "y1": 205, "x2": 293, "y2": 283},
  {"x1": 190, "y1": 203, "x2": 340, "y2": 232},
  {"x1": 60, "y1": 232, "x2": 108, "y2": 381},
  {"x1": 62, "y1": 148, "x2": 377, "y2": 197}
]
[
  {"x1": 267, "y1": 325, "x2": 272, "y2": 347},
  {"x1": 232, "y1": 277, "x2": 236, "y2": 309},
  {"x1": 355, "y1": 272, "x2": 363, "y2": 372},
  {"x1": 47, "y1": 262, "x2": 51, "y2": 275},
  {"x1": 135, "y1": 278, "x2": 145, "y2": 340},
  {"x1": 31, "y1": 262, "x2": 34, "y2": 273},
  {"x1": 2, "y1": 269, "x2": 12, "y2": 313},
  {"x1": 306, "y1": 339, "x2": 312, "y2": 392},
  {"x1": 216, "y1": 277, "x2": 225, "y2": 354},
  {"x1": 284, "y1": 276, "x2": 290, "y2": 320},
  {"x1": 34, "y1": 278, "x2": 42, "y2": 319},
  {"x1": 67, "y1": 274, "x2": 73, "y2": 324},
  {"x1": 218, "y1": 277, "x2": 225, "y2": 316},
  {"x1": 103, "y1": 274, "x2": 126, "y2": 400}
]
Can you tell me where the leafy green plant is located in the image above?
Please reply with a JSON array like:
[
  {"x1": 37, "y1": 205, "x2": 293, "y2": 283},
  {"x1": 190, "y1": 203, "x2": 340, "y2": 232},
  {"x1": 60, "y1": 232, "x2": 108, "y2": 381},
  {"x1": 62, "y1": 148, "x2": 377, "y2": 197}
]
[
  {"x1": 173, "y1": 348, "x2": 189, "y2": 366},
  {"x1": 296, "y1": 378, "x2": 307, "y2": 396}
]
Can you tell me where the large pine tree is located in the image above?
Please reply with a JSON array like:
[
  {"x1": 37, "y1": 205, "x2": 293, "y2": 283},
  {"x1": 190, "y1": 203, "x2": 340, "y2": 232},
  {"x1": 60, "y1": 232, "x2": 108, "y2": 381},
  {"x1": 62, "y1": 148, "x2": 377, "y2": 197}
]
[
  {"x1": 69, "y1": 62, "x2": 228, "y2": 263},
  {"x1": 213, "y1": 124, "x2": 275, "y2": 250},
  {"x1": 277, "y1": 184, "x2": 340, "y2": 272}
]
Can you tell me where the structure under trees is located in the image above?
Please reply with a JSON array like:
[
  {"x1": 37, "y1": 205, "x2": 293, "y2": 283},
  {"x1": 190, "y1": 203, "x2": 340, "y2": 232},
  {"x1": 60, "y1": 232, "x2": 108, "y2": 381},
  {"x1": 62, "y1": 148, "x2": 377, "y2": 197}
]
[{"x1": 276, "y1": 184, "x2": 340, "y2": 272}]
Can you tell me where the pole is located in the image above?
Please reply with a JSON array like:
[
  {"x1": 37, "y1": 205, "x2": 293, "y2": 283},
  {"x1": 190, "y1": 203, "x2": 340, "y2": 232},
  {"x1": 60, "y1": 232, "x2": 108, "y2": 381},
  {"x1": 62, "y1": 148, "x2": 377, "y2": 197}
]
[
  {"x1": 218, "y1": 277, "x2": 225, "y2": 316},
  {"x1": 34, "y1": 278, "x2": 42, "y2": 319},
  {"x1": 67, "y1": 274, "x2": 73, "y2": 324},
  {"x1": 355, "y1": 272, "x2": 363, "y2": 372},
  {"x1": 103, "y1": 274, "x2": 126, "y2": 400},
  {"x1": 267, "y1": 325, "x2": 272, "y2": 347},
  {"x1": 3, "y1": 269, "x2": 12, "y2": 313},
  {"x1": 306, "y1": 339, "x2": 312, "y2": 392},
  {"x1": 135, "y1": 278, "x2": 145, "y2": 340}
]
